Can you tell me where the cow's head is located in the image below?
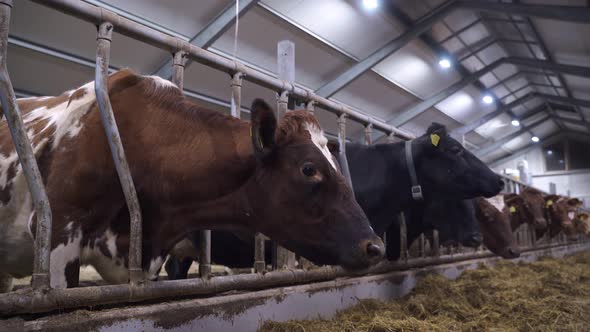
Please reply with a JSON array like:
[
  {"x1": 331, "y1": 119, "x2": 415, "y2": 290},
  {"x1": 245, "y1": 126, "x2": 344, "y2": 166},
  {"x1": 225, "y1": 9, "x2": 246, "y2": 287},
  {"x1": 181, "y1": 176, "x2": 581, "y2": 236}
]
[
  {"x1": 247, "y1": 99, "x2": 384, "y2": 270},
  {"x1": 545, "y1": 195, "x2": 576, "y2": 239},
  {"x1": 574, "y1": 212, "x2": 590, "y2": 236},
  {"x1": 423, "y1": 198, "x2": 482, "y2": 247},
  {"x1": 474, "y1": 197, "x2": 520, "y2": 259},
  {"x1": 504, "y1": 193, "x2": 542, "y2": 230},
  {"x1": 520, "y1": 187, "x2": 548, "y2": 230},
  {"x1": 414, "y1": 123, "x2": 504, "y2": 199}
]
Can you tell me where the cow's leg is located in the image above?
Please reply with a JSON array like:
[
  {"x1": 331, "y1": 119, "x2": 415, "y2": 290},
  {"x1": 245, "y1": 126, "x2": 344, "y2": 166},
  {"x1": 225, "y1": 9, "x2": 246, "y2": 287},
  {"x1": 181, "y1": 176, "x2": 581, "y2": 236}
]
[{"x1": 0, "y1": 273, "x2": 13, "y2": 293}]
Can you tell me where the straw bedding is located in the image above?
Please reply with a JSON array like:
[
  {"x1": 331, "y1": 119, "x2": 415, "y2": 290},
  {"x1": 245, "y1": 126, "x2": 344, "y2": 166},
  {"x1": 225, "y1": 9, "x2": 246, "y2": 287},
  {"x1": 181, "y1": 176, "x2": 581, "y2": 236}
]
[{"x1": 260, "y1": 251, "x2": 590, "y2": 332}]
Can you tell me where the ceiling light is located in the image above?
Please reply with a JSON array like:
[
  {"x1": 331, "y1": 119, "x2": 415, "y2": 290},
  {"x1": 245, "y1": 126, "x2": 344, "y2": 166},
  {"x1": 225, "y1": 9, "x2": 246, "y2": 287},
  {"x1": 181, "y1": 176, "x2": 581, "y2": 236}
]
[
  {"x1": 511, "y1": 119, "x2": 520, "y2": 127},
  {"x1": 531, "y1": 136, "x2": 540, "y2": 143},
  {"x1": 547, "y1": 150, "x2": 553, "y2": 155},
  {"x1": 438, "y1": 58, "x2": 451, "y2": 69},
  {"x1": 363, "y1": 0, "x2": 378, "y2": 9},
  {"x1": 482, "y1": 95, "x2": 494, "y2": 104}
]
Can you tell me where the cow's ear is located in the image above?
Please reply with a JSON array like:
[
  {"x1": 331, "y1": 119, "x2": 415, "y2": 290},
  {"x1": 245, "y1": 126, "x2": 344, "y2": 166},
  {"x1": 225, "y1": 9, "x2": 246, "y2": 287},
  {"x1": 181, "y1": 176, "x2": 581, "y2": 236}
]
[
  {"x1": 567, "y1": 198, "x2": 583, "y2": 208},
  {"x1": 545, "y1": 194, "x2": 560, "y2": 206},
  {"x1": 250, "y1": 99, "x2": 277, "y2": 160},
  {"x1": 505, "y1": 194, "x2": 524, "y2": 206},
  {"x1": 425, "y1": 122, "x2": 447, "y2": 148}
]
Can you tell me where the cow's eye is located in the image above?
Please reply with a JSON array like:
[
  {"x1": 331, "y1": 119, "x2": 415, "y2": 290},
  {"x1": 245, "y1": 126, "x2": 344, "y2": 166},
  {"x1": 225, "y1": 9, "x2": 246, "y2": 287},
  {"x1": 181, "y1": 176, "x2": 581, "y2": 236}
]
[{"x1": 301, "y1": 163, "x2": 317, "y2": 177}]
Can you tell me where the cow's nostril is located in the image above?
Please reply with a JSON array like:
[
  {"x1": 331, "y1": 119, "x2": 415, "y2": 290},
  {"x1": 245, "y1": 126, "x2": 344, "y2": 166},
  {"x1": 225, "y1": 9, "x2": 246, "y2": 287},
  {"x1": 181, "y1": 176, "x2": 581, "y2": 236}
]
[{"x1": 366, "y1": 242, "x2": 384, "y2": 259}]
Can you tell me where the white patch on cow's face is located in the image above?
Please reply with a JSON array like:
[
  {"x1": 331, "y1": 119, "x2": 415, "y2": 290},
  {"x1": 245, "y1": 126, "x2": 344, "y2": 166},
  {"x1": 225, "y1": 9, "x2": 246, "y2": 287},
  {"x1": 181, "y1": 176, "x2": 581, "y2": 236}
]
[
  {"x1": 80, "y1": 228, "x2": 127, "y2": 284},
  {"x1": 568, "y1": 211, "x2": 575, "y2": 220},
  {"x1": 304, "y1": 122, "x2": 337, "y2": 171},
  {"x1": 147, "y1": 256, "x2": 164, "y2": 281},
  {"x1": 145, "y1": 75, "x2": 178, "y2": 89},
  {"x1": 486, "y1": 195, "x2": 505, "y2": 212},
  {"x1": 50, "y1": 227, "x2": 82, "y2": 289}
]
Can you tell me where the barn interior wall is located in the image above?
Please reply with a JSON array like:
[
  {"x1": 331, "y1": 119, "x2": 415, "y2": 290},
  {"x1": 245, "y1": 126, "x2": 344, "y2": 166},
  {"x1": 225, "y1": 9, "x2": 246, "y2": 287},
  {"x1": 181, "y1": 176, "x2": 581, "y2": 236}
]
[{"x1": 491, "y1": 147, "x2": 590, "y2": 207}]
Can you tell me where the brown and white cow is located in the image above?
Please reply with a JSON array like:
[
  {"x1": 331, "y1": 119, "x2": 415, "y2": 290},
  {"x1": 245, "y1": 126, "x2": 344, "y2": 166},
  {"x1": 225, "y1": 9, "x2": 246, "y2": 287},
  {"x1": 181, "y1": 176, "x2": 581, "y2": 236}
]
[
  {"x1": 0, "y1": 69, "x2": 384, "y2": 292},
  {"x1": 544, "y1": 195, "x2": 578, "y2": 240},
  {"x1": 574, "y1": 211, "x2": 590, "y2": 236},
  {"x1": 474, "y1": 196, "x2": 520, "y2": 259},
  {"x1": 519, "y1": 187, "x2": 548, "y2": 230}
]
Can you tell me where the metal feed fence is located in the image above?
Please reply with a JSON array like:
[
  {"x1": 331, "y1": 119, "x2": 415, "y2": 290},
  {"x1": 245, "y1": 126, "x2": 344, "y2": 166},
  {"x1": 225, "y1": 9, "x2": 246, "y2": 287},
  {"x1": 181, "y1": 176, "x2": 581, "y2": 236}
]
[{"x1": 0, "y1": 0, "x2": 586, "y2": 316}]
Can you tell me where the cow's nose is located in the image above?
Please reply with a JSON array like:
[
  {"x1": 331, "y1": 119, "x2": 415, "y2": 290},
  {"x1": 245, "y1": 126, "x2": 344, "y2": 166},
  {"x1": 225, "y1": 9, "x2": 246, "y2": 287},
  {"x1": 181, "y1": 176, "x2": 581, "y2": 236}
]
[
  {"x1": 466, "y1": 233, "x2": 483, "y2": 247},
  {"x1": 508, "y1": 248, "x2": 520, "y2": 258},
  {"x1": 366, "y1": 242, "x2": 384, "y2": 259},
  {"x1": 498, "y1": 179, "x2": 505, "y2": 190},
  {"x1": 535, "y1": 218, "x2": 548, "y2": 229}
]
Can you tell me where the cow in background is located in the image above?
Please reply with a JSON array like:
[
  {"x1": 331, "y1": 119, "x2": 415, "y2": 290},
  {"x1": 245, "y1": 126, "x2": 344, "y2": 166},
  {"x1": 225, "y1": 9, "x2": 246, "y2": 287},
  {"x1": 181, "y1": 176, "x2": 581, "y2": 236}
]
[
  {"x1": 544, "y1": 195, "x2": 580, "y2": 240},
  {"x1": 474, "y1": 197, "x2": 520, "y2": 259}
]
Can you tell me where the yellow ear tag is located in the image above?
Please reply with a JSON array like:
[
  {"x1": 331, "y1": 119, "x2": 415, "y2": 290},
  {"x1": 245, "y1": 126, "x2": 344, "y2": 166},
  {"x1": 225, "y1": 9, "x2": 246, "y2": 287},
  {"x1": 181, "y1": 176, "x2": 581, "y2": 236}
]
[
  {"x1": 546, "y1": 200, "x2": 553, "y2": 207},
  {"x1": 430, "y1": 134, "x2": 440, "y2": 147},
  {"x1": 510, "y1": 206, "x2": 517, "y2": 213}
]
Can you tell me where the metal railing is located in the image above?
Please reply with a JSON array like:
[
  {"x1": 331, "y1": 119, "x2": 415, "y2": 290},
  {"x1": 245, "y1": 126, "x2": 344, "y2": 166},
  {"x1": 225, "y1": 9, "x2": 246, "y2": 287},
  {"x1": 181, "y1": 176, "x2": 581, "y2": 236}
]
[{"x1": 0, "y1": 0, "x2": 587, "y2": 317}]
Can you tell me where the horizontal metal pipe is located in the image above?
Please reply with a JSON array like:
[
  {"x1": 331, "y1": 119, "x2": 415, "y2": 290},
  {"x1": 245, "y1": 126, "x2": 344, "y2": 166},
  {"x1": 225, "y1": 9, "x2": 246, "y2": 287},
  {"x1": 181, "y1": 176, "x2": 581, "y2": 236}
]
[
  {"x1": 1, "y1": 240, "x2": 581, "y2": 316},
  {"x1": 31, "y1": 0, "x2": 414, "y2": 139}
]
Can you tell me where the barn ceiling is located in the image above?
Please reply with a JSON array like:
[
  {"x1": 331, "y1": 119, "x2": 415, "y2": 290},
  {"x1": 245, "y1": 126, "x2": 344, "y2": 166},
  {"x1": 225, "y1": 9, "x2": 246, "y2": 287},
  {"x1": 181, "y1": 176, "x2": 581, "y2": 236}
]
[{"x1": 7, "y1": 0, "x2": 590, "y2": 164}]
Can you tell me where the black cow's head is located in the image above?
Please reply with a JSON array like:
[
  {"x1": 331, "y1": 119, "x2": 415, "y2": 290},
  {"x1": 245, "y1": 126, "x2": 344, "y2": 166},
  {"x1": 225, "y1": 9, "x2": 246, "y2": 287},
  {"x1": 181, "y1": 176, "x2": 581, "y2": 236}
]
[
  {"x1": 423, "y1": 198, "x2": 482, "y2": 247},
  {"x1": 413, "y1": 123, "x2": 504, "y2": 199}
]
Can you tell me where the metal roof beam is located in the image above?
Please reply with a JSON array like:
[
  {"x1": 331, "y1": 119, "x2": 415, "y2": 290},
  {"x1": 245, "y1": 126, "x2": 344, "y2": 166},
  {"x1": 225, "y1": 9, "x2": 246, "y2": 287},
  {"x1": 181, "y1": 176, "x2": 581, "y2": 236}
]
[
  {"x1": 475, "y1": 115, "x2": 550, "y2": 158},
  {"x1": 152, "y1": 0, "x2": 259, "y2": 79},
  {"x1": 488, "y1": 133, "x2": 563, "y2": 167},
  {"x1": 389, "y1": 57, "x2": 590, "y2": 128},
  {"x1": 314, "y1": 0, "x2": 459, "y2": 98},
  {"x1": 315, "y1": 0, "x2": 590, "y2": 98},
  {"x1": 459, "y1": 0, "x2": 590, "y2": 23},
  {"x1": 454, "y1": 93, "x2": 590, "y2": 137}
]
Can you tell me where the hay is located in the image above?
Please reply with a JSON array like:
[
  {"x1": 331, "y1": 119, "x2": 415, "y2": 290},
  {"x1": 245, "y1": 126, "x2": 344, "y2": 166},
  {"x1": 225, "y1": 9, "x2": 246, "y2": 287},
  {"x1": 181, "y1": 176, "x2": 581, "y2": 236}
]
[{"x1": 260, "y1": 251, "x2": 590, "y2": 332}]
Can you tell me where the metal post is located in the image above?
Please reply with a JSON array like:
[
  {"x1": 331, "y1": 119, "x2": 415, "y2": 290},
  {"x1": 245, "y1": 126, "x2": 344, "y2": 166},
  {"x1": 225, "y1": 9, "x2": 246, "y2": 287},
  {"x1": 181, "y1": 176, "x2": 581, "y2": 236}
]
[
  {"x1": 305, "y1": 100, "x2": 315, "y2": 115},
  {"x1": 0, "y1": 0, "x2": 52, "y2": 289},
  {"x1": 95, "y1": 22, "x2": 143, "y2": 285},
  {"x1": 418, "y1": 233, "x2": 425, "y2": 257},
  {"x1": 432, "y1": 230, "x2": 440, "y2": 257},
  {"x1": 398, "y1": 213, "x2": 408, "y2": 261},
  {"x1": 277, "y1": 90, "x2": 288, "y2": 121},
  {"x1": 171, "y1": 51, "x2": 186, "y2": 90},
  {"x1": 275, "y1": 43, "x2": 296, "y2": 268},
  {"x1": 364, "y1": 123, "x2": 373, "y2": 145},
  {"x1": 254, "y1": 233, "x2": 266, "y2": 273},
  {"x1": 199, "y1": 230, "x2": 211, "y2": 278},
  {"x1": 337, "y1": 114, "x2": 354, "y2": 189},
  {"x1": 230, "y1": 72, "x2": 243, "y2": 118},
  {"x1": 386, "y1": 133, "x2": 395, "y2": 144}
]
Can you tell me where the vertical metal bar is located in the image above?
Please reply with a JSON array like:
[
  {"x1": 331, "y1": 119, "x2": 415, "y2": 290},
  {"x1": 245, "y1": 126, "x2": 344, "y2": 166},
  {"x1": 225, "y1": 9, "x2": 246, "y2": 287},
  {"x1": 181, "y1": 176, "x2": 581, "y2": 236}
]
[
  {"x1": 0, "y1": 0, "x2": 52, "y2": 289},
  {"x1": 387, "y1": 133, "x2": 395, "y2": 144},
  {"x1": 418, "y1": 233, "x2": 425, "y2": 257},
  {"x1": 277, "y1": 40, "x2": 295, "y2": 110},
  {"x1": 254, "y1": 233, "x2": 266, "y2": 273},
  {"x1": 364, "y1": 123, "x2": 372, "y2": 145},
  {"x1": 277, "y1": 91, "x2": 289, "y2": 120},
  {"x1": 337, "y1": 114, "x2": 354, "y2": 189},
  {"x1": 230, "y1": 72, "x2": 242, "y2": 118},
  {"x1": 199, "y1": 230, "x2": 211, "y2": 278},
  {"x1": 305, "y1": 100, "x2": 315, "y2": 115},
  {"x1": 398, "y1": 213, "x2": 408, "y2": 262},
  {"x1": 432, "y1": 230, "x2": 440, "y2": 257},
  {"x1": 95, "y1": 22, "x2": 143, "y2": 285},
  {"x1": 171, "y1": 51, "x2": 186, "y2": 90}
]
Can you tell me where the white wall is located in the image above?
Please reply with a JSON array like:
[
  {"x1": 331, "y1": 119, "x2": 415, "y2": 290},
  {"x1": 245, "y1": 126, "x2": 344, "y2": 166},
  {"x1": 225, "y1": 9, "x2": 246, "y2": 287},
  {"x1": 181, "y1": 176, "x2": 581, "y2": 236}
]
[{"x1": 491, "y1": 146, "x2": 590, "y2": 208}]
